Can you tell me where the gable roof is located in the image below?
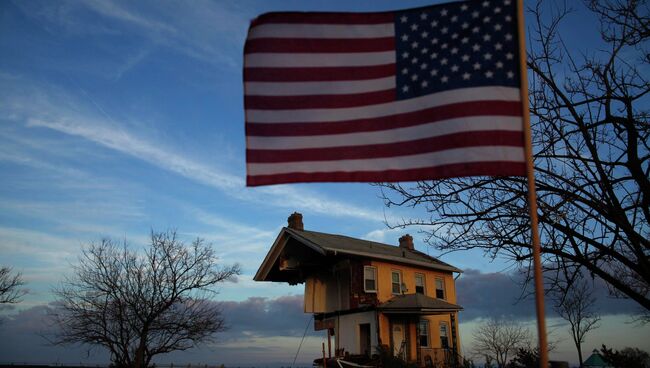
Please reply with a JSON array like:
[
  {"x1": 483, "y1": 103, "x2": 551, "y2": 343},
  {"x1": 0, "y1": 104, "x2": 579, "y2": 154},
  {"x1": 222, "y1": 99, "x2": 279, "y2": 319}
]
[
  {"x1": 255, "y1": 227, "x2": 462, "y2": 281},
  {"x1": 583, "y1": 350, "x2": 611, "y2": 368},
  {"x1": 379, "y1": 293, "x2": 463, "y2": 314}
]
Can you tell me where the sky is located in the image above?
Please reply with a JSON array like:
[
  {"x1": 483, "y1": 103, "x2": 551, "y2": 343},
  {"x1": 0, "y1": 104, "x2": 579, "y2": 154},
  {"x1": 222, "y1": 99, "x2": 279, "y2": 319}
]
[{"x1": 0, "y1": 0, "x2": 648, "y2": 366}]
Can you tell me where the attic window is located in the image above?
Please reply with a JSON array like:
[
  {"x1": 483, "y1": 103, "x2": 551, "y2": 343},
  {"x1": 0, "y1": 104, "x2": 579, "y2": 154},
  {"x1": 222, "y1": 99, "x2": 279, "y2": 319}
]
[{"x1": 363, "y1": 266, "x2": 377, "y2": 293}]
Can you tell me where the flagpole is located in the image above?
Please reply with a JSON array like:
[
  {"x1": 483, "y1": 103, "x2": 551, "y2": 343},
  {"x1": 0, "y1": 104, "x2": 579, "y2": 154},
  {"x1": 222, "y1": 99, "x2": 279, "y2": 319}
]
[{"x1": 516, "y1": 1, "x2": 549, "y2": 367}]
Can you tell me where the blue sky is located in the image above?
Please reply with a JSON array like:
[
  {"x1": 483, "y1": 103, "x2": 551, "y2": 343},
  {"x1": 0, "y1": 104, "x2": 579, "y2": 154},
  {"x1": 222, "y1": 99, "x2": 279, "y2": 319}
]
[{"x1": 0, "y1": 0, "x2": 648, "y2": 366}]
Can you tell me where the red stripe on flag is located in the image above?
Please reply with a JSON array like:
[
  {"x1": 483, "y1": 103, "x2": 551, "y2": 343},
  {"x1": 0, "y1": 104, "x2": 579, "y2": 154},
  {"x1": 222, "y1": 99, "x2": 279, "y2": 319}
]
[
  {"x1": 243, "y1": 64, "x2": 396, "y2": 82},
  {"x1": 246, "y1": 101, "x2": 522, "y2": 136},
  {"x1": 245, "y1": 89, "x2": 395, "y2": 110},
  {"x1": 246, "y1": 162, "x2": 527, "y2": 186},
  {"x1": 251, "y1": 12, "x2": 393, "y2": 27},
  {"x1": 247, "y1": 131, "x2": 524, "y2": 163},
  {"x1": 245, "y1": 37, "x2": 395, "y2": 53}
]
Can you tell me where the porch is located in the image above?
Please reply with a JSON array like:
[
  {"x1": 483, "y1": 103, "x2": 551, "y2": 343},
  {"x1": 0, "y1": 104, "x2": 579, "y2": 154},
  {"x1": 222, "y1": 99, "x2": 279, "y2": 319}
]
[{"x1": 379, "y1": 293, "x2": 463, "y2": 368}]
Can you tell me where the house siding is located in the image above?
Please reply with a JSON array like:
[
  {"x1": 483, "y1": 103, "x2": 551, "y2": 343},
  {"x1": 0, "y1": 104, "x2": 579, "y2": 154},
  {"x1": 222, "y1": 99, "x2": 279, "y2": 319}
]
[
  {"x1": 369, "y1": 260, "x2": 457, "y2": 304},
  {"x1": 335, "y1": 311, "x2": 378, "y2": 356},
  {"x1": 369, "y1": 259, "x2": 461, "y2": 359}
]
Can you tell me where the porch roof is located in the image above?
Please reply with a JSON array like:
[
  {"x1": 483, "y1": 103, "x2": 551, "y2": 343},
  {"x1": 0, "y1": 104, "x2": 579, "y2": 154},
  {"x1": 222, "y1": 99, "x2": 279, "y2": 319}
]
[{"x1": 378, "y1": 293, "x2": 463, "y2": 315}]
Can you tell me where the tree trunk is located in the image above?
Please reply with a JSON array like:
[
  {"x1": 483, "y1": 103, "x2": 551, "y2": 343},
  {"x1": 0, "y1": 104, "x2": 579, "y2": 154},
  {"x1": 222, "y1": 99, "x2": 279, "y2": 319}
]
[
  {"x1": 134, "y1": 329, "x2": 148, "y2": 368},
  {"x1": 577, "y1": 344, "x2": 583, "y2": 368}
]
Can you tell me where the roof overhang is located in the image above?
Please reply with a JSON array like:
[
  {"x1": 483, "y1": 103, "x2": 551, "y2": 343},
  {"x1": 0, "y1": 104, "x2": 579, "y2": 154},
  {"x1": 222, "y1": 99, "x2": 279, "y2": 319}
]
[
  {"x1": 318, "y1": 246, "x2": 462, "y2": 273},
  {"x1": 379, "y1": 308, "x2": 462, "y2": 315},
  {"x1": 378, "y1": 293, "x2": 463, "y2": 315},
  {"x1": 253, "y1": 228, "x2": 325, "y2": 282}
]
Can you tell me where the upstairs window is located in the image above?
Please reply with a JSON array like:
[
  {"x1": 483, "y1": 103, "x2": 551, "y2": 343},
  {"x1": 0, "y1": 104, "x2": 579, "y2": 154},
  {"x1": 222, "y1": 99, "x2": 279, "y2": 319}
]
[
  {"x1": 415, "y1": 273, "x2": 425, "y2": 294},
  {"x1": 440, "y1": 322, "x2": 449, "y2": 348},
  {"x1": 418, "y1": 319, "x2": 430, "y2": 347},
  {"x1": 435, "y1": 278, "x2": 446, "y2": 299},
  {"x1": 363, "y1": 266, "x2": 377, "y2": 293},
  {"x1": 391, "y1": 270, "x2": 402, "y2": 294}
]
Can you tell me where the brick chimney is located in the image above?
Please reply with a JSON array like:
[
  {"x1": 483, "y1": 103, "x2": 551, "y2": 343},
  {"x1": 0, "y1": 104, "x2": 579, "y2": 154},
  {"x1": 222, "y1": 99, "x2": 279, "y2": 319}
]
[
  {"x1": 287, "y1": 212, "x2": 304, "y2": 231},
  {"x1": 399, "y1": 234, "x2": 414, "y2": 250}
]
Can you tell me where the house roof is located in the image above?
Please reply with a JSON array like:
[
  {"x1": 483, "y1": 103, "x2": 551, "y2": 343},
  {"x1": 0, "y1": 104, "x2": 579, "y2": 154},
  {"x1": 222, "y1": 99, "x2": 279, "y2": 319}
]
[
  {"x1": 379, "y1": 293, "x2": 463, "y2": 314},
  {"x1": 583, "y1": 350, "x2": 611, "y2": 368},
  {"x1": 255, "y1": 227, "x2": 461, "y2": 282},
  {"x1": 286, "y1": 228, "x2": 461, "y2": 272}
]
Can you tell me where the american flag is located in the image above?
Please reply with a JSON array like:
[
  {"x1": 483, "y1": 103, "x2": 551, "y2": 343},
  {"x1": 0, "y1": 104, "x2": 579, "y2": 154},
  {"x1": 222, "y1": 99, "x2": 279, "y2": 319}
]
[{"x1": 244, "y1": 0, "x2": 525, "y2": 187}]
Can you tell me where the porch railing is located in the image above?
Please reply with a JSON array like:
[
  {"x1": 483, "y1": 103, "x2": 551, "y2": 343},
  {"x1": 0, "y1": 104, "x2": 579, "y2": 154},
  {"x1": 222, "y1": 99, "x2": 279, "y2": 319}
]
[{"x1": 419, "y1": 347, "x2": 462, "y2": 368}]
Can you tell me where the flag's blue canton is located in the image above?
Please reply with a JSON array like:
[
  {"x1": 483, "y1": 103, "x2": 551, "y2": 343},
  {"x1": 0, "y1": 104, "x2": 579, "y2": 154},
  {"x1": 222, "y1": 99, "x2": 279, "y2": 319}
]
[{"x1": 395, "y1": 0, "x2": 520, "y2": 100}]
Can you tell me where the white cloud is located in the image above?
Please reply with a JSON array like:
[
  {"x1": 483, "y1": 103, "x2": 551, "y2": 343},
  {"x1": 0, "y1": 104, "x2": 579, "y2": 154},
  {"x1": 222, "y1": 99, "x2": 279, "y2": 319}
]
[
  {"x1": 81, "y1": 0, "x2": 178, "y2": 34},
  {"x1": 0, "y1": 226, "x2": 81, "y2": 264},
  {"x1": 0, "y1": 77, "x2": 383, "y2": 223},
  {"x1": 110, "y1": 48, "x2": 151, "y2": 81},
  {"x1": 13, "y1": 0, "x2": 251, "y2": 70}
]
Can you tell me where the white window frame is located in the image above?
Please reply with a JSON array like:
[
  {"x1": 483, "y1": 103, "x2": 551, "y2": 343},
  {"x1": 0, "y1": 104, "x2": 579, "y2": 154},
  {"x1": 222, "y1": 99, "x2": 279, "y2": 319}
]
[
  {"x1": 363, "y1": 266, "x2": 377, "y2": 293},
  {"x1": 415, "y1": 273, "x2": 426, "y2": 294},
  {"x1": 439, "y1": 322, "x2": 449, "y2": 348},
  {"x1": 418, "y1": 319, "x2": 430, "y2": 347},
  {"x1": 391, "y1": 270, "x2": 402, "y2": 295},
  {"x1": 435, "y1": 277, "x2": 446, "y2": 300}
]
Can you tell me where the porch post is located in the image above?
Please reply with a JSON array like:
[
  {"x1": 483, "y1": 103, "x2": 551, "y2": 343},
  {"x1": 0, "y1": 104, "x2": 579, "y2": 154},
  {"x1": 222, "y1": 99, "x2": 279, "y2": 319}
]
[
  {"x1": 327, "y1": 328, "x2": 332, "y2": 358},
  {"x1": 389, "y1": 318, "x2": 394, "y2": 357},
  {"x1": 415, "y1": 317, "x2": 421, "y2": 366},
  {"x1": 450, "y1": 313, "x2": 459, "y2": 368}
]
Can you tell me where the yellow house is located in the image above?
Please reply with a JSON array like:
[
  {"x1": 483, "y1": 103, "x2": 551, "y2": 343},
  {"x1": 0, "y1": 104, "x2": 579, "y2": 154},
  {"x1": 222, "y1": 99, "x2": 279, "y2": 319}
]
[{"x1": 255, "y1": 213, "x2": 463, "y2": 367}]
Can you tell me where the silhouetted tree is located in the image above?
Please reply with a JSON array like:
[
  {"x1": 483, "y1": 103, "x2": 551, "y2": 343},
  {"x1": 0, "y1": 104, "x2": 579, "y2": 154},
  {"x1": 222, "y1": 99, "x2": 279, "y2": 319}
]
[
  {"x1": 51, "y1": 230, "x2": 241, "y2": 368},
  {"x1": 472, "y1": 318, "x2": 531, "y2": 368},
  {"x1": 378, "y1": 0, "x2": 649, "y2": 313},
  {"x1": 507, "y1": 346, "x2": 540, "y2": 368},
  {"x1": 600, "y1": 345, "x2": 650, "y2": 368},
  {"x1": 0, "y1": 266, "x2": 25, "y2": 304},
  {"x1": 553, "y1": 279, "x2": 600, "y2": 367}
]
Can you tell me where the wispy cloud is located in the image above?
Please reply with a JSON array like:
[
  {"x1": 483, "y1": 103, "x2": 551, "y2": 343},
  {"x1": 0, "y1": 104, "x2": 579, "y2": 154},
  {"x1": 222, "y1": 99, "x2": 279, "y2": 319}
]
[
  {"x1": 0, "y1": 76, "x2": 383, "y2": 223},
  {"x1": 12, "y1": 0, "x2": 251, "y2": 70},
  {"x1": 110, "y1": 48, "x2": 151, "y2": 81},
  {"x1": 0, "y1": 226, "x2": 82, "y2": 269}
]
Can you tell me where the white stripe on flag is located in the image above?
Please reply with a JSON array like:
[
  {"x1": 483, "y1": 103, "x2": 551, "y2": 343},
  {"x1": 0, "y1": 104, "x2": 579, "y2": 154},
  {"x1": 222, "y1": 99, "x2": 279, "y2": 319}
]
[
  {"x1": 247, "y1": 146, "x2": 526, "y2": 176},
  {"x1": 247, "y1": 86, "x2": 521, "y2": 123},
  {"x1": 247, "y1": 23, "x2": 394, "y2": 39},
  {"x1": 245, "y1": 76, "x2": 396, "y2": 96},
  {"x1": 246, "y1": 116, "x2": 523, "y2": 150},
  {"x1": 245, "y1": 51, "x2": 395, "y2": 68}
]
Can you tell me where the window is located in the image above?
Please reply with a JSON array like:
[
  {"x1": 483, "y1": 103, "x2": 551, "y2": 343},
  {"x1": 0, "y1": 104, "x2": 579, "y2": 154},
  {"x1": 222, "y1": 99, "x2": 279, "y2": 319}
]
[
  {"x1": 418, "y1": 319, "x2": 430, "y2": 347},
  {"x1": 363, "y1": 266, "x2": 377, "y2": 293},
  {"x1": 435, "y1": 278, "x2": 445, "y2": 299},
  {"x1": 391, "y1": 270, "x2": 402, "y2": 294},
  {"x1": 415, "y1": 273, "x2": 425, "y2": 294},
  {"x1": 439, "y1": 322, "x2": 449, "y2": 348},
  {"x1": 359, "y1": 323, "x2": 371, "y2": 356}
]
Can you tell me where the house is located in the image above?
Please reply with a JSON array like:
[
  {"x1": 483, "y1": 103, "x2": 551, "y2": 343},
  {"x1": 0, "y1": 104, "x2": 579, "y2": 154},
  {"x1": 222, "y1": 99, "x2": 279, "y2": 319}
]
[{"x1": 255, "y1": 213, "x2": 464, "y2": 367}]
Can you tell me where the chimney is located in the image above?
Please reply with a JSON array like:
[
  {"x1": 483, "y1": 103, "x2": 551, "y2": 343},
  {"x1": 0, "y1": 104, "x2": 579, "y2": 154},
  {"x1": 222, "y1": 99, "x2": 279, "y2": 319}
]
[
  {"x1": 399, "y1": 234, "x2": 414, "y2": 250},
  {"x1": 287, "y1": 212, "x2": 304, "y2": 231}
]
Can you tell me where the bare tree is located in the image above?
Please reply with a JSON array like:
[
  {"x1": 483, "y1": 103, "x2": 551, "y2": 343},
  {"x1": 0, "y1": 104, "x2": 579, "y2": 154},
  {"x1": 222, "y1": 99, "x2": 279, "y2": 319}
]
[
  {"x1": 378, "y1": 0, "x2": 649, "y2": 313},
  {"x1": 51, "y1": 231, "x2": 241, "y2": 368},
  {"x1": 0, "y1": 266, "x2": 26, "y2": 304},
  {"x1": 472, "y1": 318, "x2": 531, "y2": 368},
  {"x1": 553, "y1": 279, "x2": 601, "y2": 367}
]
